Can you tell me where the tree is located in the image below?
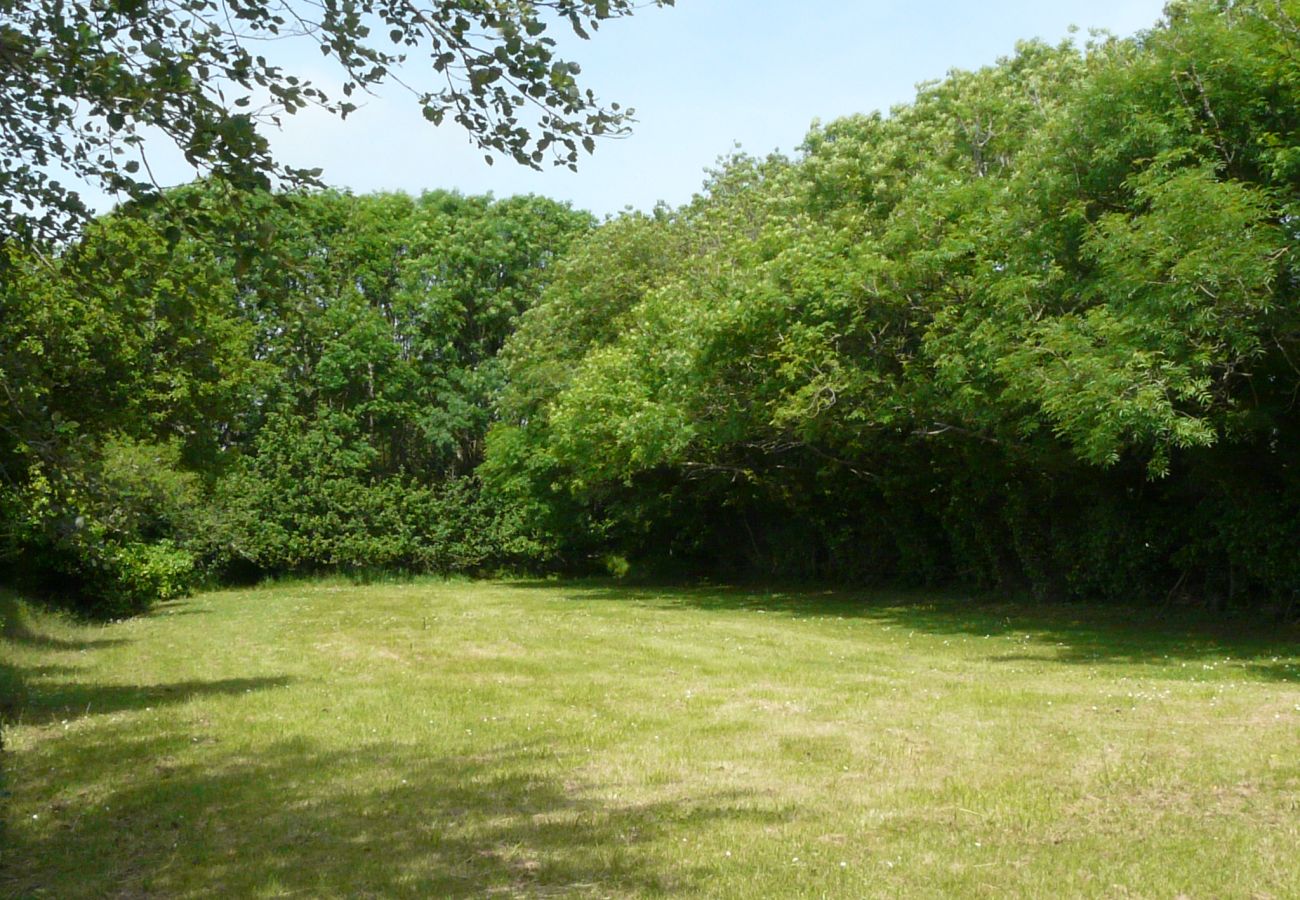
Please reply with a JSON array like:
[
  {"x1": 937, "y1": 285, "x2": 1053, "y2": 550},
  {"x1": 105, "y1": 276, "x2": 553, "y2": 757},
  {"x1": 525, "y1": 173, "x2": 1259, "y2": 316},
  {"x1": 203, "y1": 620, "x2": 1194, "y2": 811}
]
[
  {"x1": 0, "y1": 0, "x2": 672, "y2": 241},
  {"x1": 0, "y1": 207, "x2": 257, "y2": 612},
  {"x1": 0, "y1": 185, "x2": 590, "y2": 601},
  {"x1": 482, "y1": 3, "x2": 1300, "y2": 606}
]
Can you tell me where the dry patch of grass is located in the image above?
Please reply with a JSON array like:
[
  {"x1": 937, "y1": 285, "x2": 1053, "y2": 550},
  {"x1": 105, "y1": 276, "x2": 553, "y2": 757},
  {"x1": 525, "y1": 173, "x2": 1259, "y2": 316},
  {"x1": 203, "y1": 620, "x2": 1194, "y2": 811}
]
[{"x1": 2, "y1": 581, "x2": 1298, "y2": 897}]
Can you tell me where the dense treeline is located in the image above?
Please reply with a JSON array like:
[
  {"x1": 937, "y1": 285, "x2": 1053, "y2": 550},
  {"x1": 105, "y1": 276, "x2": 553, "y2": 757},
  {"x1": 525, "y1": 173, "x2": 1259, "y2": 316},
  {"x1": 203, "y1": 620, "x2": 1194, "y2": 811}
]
[
  {"x1": 3, "y1": 0, "x2": 1299, "y2": 616},
  {"x1": 485, "y1": 0, "x2": 1300, "y2": 611},
  {"x1": 1, "y1": 191, "x2": 589, "y2": 614}
]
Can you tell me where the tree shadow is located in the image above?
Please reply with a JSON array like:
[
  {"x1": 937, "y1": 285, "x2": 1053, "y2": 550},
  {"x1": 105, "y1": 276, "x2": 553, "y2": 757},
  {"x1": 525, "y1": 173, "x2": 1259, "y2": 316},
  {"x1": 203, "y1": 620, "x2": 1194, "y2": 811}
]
[
  {"x1": 10, "y1": 675, "x2": 294, "y2": 726},
  {"x1": 0, "y1": 592, "x2": 127, "y2": 652},
  {"x1": 143, "y1": 600, "x2": 210, "y2": 619},
  {"x1": 506, "y1": 581, "x2": 1300, "y2": 682},
  {"x1": 2, "y1": 590, "x2": 288, "y2": 728},
  {"x1": 3, "y1": 734, "x2": 780, "y2": 897}
]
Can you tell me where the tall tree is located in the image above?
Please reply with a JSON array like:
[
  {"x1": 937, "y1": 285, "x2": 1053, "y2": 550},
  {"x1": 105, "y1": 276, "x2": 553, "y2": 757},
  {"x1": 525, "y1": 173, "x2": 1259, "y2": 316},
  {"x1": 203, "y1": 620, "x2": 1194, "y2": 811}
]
[{"x1": 484, "y1": 2, "x2": 1300, "y2": 605}]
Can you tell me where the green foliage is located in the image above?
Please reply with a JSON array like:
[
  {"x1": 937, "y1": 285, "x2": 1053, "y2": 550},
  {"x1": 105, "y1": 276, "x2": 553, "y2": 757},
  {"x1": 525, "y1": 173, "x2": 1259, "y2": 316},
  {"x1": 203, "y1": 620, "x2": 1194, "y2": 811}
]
[
  {"x1": 0, "y1": 0, "x2": 673, "y2": 241},
  {"x1": 213, "y1": 409, "x2": 526, "y2": 576},
  {"x1": 203, "y1": 190, "x2": 590, "y2": 579},
  {"x1": 0, "y1": 211, "x2": 253, "y2": 614},
  {"x1": 7, "y1": 0, "x2": 1300, "y2": 615},
  {"x1": 485, "y1": 2, "x2": 1300, "y2": 611},
  {"x1": 1, "y1": 187, "x2": 586, "y2": 610},
  {"x1": 2, "y1": 437, "x2": 203, "y2": 617},
  {"x1": 96, "y1": 542, "x2": 197, "y2": 616}
]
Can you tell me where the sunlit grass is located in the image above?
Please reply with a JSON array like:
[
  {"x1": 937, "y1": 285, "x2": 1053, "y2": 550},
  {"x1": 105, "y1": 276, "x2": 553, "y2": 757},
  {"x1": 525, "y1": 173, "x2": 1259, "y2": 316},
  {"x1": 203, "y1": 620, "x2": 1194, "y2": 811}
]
[{"x1": 2, "y1": 581, "x2": 1298, "y2": 897}]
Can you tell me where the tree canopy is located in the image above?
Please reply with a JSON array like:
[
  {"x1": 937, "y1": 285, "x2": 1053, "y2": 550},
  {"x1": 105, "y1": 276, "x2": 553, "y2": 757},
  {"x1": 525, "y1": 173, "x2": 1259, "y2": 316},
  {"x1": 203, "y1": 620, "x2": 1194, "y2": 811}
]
[
  {"x1": 0, "y1": 0, "x2": 671, "y2": 240},
  {"x1": 4, "y1": 0, "x2": 1300, "y2": 618},
  {"x1": 485, "y1": 0, "x2": 1300, "y2": 605}
]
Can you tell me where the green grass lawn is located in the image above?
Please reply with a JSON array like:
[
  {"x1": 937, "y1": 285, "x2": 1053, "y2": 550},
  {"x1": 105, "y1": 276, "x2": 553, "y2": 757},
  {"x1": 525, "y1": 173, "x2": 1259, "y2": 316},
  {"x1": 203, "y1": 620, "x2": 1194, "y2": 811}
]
[{"x1": 2, "y1": 580, "x2": 1298, "y2": 898}]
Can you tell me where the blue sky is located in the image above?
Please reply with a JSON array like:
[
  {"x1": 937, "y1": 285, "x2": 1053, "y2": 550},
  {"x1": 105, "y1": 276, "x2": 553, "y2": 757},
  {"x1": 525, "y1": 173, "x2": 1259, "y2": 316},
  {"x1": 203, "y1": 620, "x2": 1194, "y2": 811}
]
[{"x1": 98, "y1": 0, "x2": 1172, "y2": 218}]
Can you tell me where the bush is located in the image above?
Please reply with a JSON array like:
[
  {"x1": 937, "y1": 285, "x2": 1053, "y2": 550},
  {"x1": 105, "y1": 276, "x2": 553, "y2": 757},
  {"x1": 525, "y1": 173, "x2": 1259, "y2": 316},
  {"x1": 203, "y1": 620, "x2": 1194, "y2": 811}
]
[
  {"x1": 98, "y1": 541, "x2": 197, "y2": 615},
  {"x1": 0, "y1": 437, "x2": 205, "y2": 617},
  {"x1": 212, "y1": 412, "x2": 537, "y2": 577}
]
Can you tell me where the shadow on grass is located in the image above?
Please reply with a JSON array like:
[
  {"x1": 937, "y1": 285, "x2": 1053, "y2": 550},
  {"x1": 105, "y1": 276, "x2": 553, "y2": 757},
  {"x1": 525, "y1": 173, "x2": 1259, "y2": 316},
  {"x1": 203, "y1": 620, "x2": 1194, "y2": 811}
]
[
  {"x1": 0, "y1": 592, "x2": 127, "y2": 652},
  {"x1": 2, "y1": 591, "x2": 280, "y2": 729},
  {"x1": 11, "y1": 675, "x2": 294, "y2": 726},
  {"x1": 507, "y1": 580, "x2": 1300, "y2": 683},
  {"x1": 1, "y1": 584, "x2": 771, "y2": 896},
  {"x1": 3, "y1": 732, "x2": 773, "y2": 897},
  {"x1": 143, "y1": 601, "x2": 210, "y2": 619}
]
